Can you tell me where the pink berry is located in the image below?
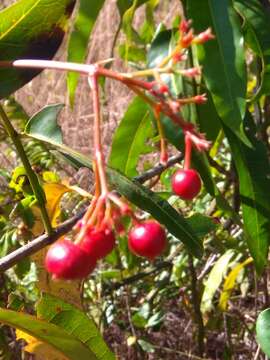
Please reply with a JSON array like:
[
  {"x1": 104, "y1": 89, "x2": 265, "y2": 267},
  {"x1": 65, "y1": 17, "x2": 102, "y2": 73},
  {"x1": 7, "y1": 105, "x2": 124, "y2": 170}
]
[
  {"x1": 80, "y1": 227, "x2": 116, "y2": 260},
  {"x1": 171, "y1": 169, "x2": 201, "y2": 200},
  {"x1": 45, "y1": 239, "x2": 96, "y2": 280},
  {"x1": 128, "y1": 220, "x2": 167, "y2": 260}
]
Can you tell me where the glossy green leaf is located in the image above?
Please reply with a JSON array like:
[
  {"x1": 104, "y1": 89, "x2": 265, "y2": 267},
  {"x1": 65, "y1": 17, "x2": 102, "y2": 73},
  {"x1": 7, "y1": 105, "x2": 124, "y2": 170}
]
[
  {"x1": 223, "y1": 113, "x2": 270, "y2": 273},
  {"x1": 234, "y1": 0, "x2": 270, "y2": 100},
  {"x1": 0, "y1": 308, "x2": 97, "y2": 359},
  {"x1": 256, "y1": 308, "x2": 270, "y2": 357},
  {"x1": 109, "y1": 97, "x2": 153, "y2": 177},
  {"x1": 25, "y1": 104, "x2": 64, "y2": 144},
  {"x1": 37, "y1": 293, "x2": 115, "y2": 360},
  {"x1": 186, "y1": 213, "x2": 217, "y2": 239},
  {"x1": 0, "y1": 0, "x2": 75, "y2": 99},
  {"x1": 196, "y1": 90, "x2": 222, "y2": 142},
  {"x1": 187, "y1": 0, "x2": 249, "y2": 145},
  {"x1": 67, "y1": 0, "x2": 105, "y2": 106}
]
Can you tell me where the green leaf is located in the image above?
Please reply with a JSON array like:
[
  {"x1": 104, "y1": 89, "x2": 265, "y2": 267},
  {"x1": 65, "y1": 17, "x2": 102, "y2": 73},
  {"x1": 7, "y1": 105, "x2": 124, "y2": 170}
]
[
  {"x1": 107, "y1": 168, "x2": 203, "y2": 258},
  {"x1": 196, "y1": 90, "x2": 222, "y2": 142},
  {"x1": 0, "y1": 308, "x2": 98, "y2": 359},
  {"x1": 67, "y1": 0, "x2": 106, "y2": 106},
  {"x1": 25, "y1": 104, "x2": 64, "y2": 144},
  {"x1": 0, "y1": 0, "x2": 75, "y2": 99},
  {"x1": 186, "y1": 213, "x2": 217, "y2": 239},
  {"x1": 223, "y1": 112, "x2": 270, "y2": 273},
  {"x1": 37, "y1": 293, "x2": 115, "y2": 360},
  {"x1": 138, "y1": 339, "x2": 155, "y2": 353},
  {"x1": 109, "y1": 97, "x2": 153, "y2": 177},
  {"x1": 187, "y1": 0, "x2": 249, "y2": 145},
  {"x1": 256, "y1": 308, "x2": 270, "y2": 357},
  {"x1": 233, "y1": 0, "x2": 270, "y2": 100},
  {"x1": 201, "y1": 250, "x2": 235, "y2": 314}
]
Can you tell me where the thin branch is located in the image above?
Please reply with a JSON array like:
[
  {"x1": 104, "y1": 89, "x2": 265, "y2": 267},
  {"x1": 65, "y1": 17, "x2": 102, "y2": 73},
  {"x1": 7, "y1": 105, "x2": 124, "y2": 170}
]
[{"x1": 0, "y1": 154, "x2": 182, "y2": 273}]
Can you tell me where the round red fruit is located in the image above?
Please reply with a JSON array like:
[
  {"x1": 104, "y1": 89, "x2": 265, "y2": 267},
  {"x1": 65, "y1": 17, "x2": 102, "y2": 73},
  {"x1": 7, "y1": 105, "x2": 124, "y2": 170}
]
[
  {"x1": 171, "y1": 168, "x2": 201, "y2": 200},
  {"x1": 128, "y1": 220, "x2": 167, "y2": 260},
  {"x1": 80, "y1": 228, "x2": 116, "y2": 260},
  {"x1": 45, "y1": 239, "x2": 96, "y2": 280}
]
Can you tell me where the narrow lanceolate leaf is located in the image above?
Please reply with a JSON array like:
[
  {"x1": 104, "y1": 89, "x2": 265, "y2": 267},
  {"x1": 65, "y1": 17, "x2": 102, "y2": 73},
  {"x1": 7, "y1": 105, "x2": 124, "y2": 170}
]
[
  {"x1": 37, "y1": 293, "x2": 115, "y2": 360},
  {"x1": 234, "y1": 0, "x2": 270, "y2": 100},
  {"x1": 187, "y1": 0, "x2": 249, "y2": 146},
  {"x1": 0, "y1": 0, "x2": 75, "y2": 98},
  {"x1": 256, "y1": 308, "x2": 270, "y2": 357},
  {"x1": 219, "y1": 257, "x2": 253, "y2": 311},
  {"x1": 109, "y1": 97, "x2": 153, "y2": 177},
  {"x1": 67, "y1": 0, "x2": 105, "y2": 106},
  {"x1": 201, "y1": 250, "x2": 235, "y2": 314},
  {"x1": 107, "y1": 168, "x2": 203, "y2": 258},
  {"x1": 0, "y1": 308, "x2": 97, "y2": 360},
  {"x1": 224, "y1": 113, "x2": 270, "y2": 273}
]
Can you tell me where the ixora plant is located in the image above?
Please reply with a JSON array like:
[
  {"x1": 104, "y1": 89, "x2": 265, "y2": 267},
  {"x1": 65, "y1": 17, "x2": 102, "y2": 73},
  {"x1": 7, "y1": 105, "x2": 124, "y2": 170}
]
[{"x1": 1, "y1": 0, "x2": 270, "y2": 359}]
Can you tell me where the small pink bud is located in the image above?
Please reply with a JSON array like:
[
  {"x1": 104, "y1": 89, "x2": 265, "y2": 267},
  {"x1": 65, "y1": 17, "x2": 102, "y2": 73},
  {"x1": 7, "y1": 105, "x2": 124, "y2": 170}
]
[
  {"x1": 194, "y1": 94, "x2": 207, "y2": 104},
  {"x1": 172, "y1": 52, "x2": 185, "y2": 63},
  {"x1": 180, "y1": 19, "x2": 192, "y2": 34},
  {"x1": 181, "y1": 29, "x2": 194, "y2": 48},
  {"x1": 193, "y1": 28, "x2": 215, "y2": 44},
  {"x1": 180, "y1": 67, "x2": 201, "y2": 78},
  {"x1": 169, "y1": 100, "x2": 180, "y2": 113},
  {"x1": 159, "y1": 84, "x2": 169, "y2": 94}
]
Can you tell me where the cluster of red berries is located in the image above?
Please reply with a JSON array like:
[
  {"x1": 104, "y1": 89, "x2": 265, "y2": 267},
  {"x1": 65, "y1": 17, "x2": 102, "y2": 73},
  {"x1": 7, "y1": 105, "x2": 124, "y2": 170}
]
[
  {"x1": 43, "y1": 18, "x2": 210, "y2": 281},
  {"x1": 45, "y1": 220, "x2": 167, "y2": 280},
  {"x1": 45, "y1": 165, "x2": 201, "y2": 281}
]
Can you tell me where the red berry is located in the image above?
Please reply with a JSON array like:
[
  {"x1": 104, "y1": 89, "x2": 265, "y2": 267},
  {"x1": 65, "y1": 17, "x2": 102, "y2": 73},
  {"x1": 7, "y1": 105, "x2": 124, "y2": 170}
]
[
  {"x1": 171, "y1": 168, "x2": 201, "y2": 200},
  {"x1": 128, "y1": 220, "x2": 167, "y2": 260},
  {"x1": 45, "y1": 239, "x2": 96, "y2": 280},
  {"x1": 80, "y1": 227, "x2": 116, "y2": 260}
]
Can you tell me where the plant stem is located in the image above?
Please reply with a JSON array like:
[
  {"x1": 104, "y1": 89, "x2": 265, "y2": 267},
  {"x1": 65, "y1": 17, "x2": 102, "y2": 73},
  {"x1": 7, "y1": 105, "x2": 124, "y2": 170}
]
[
  {"x1": 88, "y1": 74, "x2": 108, "y2": 196},
  {"x1": 188, "y1": 253, "x2": 205, "y2": 357},
  {"x1": 0, "y1": 104, "x2": 52, "y2": 234},
  {"x1": 184, "y1": 134, "x2": 192, "y2": 170}
]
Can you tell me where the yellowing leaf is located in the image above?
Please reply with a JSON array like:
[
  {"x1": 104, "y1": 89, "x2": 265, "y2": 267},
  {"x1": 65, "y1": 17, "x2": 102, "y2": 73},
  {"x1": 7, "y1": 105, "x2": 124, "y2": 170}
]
[
  {"x1": 43, "y1": 183, "x2": 70, "y2": 226},
  {"x1": 219, "y1": 257, "x2": 253, "y2": 311},
  {"x1": 16, "y1": 329, "x2": 68, "y2": 360},
  {"x1": 31, "y1": 183, "x2": 70, "y2": 236}
]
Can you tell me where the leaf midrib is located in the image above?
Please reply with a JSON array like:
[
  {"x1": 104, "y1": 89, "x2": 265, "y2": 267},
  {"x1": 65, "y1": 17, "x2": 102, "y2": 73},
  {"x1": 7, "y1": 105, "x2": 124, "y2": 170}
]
[{"x1": 0, "y1": 0, "x2": 42, "y2": 40}]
